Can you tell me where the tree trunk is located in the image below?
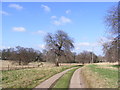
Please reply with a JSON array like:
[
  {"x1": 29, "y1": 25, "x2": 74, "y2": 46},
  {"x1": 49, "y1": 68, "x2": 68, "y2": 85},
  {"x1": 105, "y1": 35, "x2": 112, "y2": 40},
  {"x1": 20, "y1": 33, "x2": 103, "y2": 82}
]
[
  {"x1": 19, "y1": 59, "x2": 21, "y2": 65},
  {"x1": 55, "y1": 57, "x2": 59, "y2": 66}
]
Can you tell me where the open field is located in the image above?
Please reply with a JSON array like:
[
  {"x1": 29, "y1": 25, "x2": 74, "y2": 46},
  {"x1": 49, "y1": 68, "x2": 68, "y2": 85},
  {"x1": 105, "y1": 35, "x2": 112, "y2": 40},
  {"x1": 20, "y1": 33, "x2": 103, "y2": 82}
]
[
  {"x1": 2, "y1": 63, "x2": 78, "y2": 88},
  {"x1": 1, "y1": 60, "x2": 119, "y2": 88},
  {"x1": 0, "y1": 60, "x2": 82, "y2": 71},
  {"x1": 0, "y1": 60, "x2": 53, "y2": 71},
  {"x1": 81, "y1": 63, "x2": 119, "y2": 88}
]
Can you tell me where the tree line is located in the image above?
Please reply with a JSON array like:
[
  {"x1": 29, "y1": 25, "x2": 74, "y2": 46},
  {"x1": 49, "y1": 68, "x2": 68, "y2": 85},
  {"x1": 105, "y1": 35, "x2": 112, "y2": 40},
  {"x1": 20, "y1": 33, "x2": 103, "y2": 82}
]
[
  {"x1": 1, "y1": 46, "x2": 43, "y2": 65},
  {"x1": 0, "y1": 45, "x2": 100, "y2": 66}
]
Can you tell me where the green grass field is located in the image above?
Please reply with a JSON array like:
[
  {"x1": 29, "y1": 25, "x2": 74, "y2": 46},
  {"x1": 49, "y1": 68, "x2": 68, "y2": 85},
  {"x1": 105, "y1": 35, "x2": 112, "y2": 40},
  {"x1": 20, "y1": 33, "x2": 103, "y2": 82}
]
[
  {"x1": 82, "y1": 64, "x2": 118, "y2": 88},
  {"x1": 2, "y1": 65, "x2": 77, "y2": 88}
]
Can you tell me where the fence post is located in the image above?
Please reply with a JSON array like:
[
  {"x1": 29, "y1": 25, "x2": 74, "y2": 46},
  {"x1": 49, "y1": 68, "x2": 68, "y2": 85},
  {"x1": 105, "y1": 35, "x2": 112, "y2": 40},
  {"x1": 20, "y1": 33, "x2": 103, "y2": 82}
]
[
  {"x1": 22, "y1": 64, "x2": 23, "y2": 69},
  {"x1": 8, "y1": 64, "x2": 9, "y2": 71},
  {"x1": 14, "y1": 65, "x2": 16, "y2": 70}
]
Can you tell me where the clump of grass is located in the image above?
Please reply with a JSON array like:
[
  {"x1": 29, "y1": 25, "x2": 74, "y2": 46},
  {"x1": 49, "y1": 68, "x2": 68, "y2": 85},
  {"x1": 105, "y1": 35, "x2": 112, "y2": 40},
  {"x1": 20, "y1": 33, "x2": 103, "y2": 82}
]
[{"x1": 2, "y1": 65, "x2": 77, "y2": 88}]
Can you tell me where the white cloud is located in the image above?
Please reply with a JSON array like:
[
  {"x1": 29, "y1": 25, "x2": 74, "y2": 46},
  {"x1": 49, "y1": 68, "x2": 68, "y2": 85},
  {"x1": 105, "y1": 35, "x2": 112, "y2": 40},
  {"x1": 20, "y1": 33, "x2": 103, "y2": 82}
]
[
  {"x1": 60, "y1": 16, "x2": 71, "y2": 23},
  {"x1": 51, "y1": 16, "x2": 57, "y2": 19},
  {"x1": 98, "y1": 37, "x2": 113, "y2": 45},
  {"x1": 9, "y1": 4, "x2": 23, "y2": 10},
  {"x1": 38, "y1": 44, "x2": 45, "y2": 49},
  {"x1": 76, "y1": 42, "x2": 90, "y2": 46},
  {"x1": 0, "y1": 11, "x2": 9, "y2": 15},
  {"x1": 12, "y1": 27, "x2": 26, "y2": 32},
  {"x1": 36, "y1": 30, "x2": 47, "y2": 35},
  {"x1": 82, "y1": 42, "x2": 98, "y2": 46},
  {"x1": 53, "y1": 20, "x2": 61, "y2": 26},
  {"x1": 74, "y1": 42, "x2": 99, "y2": 50},
  {"x1": 0, "y1": 46, "x2": 11, "y2": 49},
  {"x1": 41, "y1": 4, "x2": 51, "y2": 12},
  {"x1": 0, "y1": 46, "x2": 6, "y2": 49},
  {"x1": 66, "y1": 10, "x2": 71, "y2": 14},
  {"x1": 52, "y1": 16, "x2": 72, "y2": 26}
]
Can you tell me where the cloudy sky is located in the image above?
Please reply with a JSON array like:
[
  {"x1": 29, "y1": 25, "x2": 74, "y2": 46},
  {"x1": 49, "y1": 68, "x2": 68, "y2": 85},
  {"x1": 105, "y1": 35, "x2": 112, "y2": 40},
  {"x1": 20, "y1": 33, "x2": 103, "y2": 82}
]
[{"x1": 1, "y1": 2, "x2": 117, "y2": 55}]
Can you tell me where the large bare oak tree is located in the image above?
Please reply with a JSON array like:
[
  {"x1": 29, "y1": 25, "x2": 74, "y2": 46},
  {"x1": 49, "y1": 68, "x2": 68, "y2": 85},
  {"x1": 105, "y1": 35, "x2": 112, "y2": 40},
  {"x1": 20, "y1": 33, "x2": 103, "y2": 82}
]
[{"x1": 44, "y1": 30, "x2": 74, "y2": 66}]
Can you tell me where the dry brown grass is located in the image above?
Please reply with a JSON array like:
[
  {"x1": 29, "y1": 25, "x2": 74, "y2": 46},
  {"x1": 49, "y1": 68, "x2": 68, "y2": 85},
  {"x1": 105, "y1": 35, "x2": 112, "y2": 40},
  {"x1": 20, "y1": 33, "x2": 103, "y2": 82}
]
[
  {"x1": 60, "y1": 63, "x2": 82, "y2": 66},
  {"x1": 0, "y1": 60, "x2": 55, "y2": 70},
  {"x1": 93, "y1": 62, "x2": 118, "y2": 65},
  {"x1": 93, "y1": 62, "x2": 118, "y2": 70},
  {"x1": 0, "y1": 60, "x2": 82, "y2": 71}
]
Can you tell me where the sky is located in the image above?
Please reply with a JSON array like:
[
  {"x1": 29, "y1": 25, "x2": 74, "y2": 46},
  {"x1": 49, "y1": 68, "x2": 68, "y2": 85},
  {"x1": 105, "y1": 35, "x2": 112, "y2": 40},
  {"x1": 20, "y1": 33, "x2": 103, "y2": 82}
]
[{"x1": 1, "y1": 2, "x2": 117, "y2": 55}]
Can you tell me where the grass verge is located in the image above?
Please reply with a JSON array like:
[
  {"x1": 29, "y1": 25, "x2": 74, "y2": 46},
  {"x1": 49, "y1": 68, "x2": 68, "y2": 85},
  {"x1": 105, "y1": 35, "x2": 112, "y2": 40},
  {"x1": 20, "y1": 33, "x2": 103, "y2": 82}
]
[
  {"x1": 81, "y1": 64, "x2": 118, "y2": 88},
  {"x1": 2, "y1": 65, "x2": 78, "y2": 88}
]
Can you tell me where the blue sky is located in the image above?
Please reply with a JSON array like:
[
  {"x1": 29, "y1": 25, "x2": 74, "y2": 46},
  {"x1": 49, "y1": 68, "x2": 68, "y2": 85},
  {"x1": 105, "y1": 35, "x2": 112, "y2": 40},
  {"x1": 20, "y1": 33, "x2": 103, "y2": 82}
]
[{"x1": 1, "y1": 2, "x2": 117, "y2": 55}]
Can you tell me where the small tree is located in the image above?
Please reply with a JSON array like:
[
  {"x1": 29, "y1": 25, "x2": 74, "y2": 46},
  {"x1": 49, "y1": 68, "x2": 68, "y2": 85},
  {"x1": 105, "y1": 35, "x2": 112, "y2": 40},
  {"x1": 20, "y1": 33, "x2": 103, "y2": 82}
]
[{"x1": 45, "y1": 30, "x2": 74, "y2": 66}]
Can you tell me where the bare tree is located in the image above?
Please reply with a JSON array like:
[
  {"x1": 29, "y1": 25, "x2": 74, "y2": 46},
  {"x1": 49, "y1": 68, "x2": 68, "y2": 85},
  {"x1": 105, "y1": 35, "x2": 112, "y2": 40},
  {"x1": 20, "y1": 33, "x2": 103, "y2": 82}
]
[
  {"x1": 102, "y1": 39, "x2": 118, "y2": 62},
  {"x1": 104, "y1": 2, "x2": 120, "y2": 63},
  {"x1": 105, "y1": 3, "x2": 119, "y2": 35},
  {"x1": 0, "y1": 50, "x2": 2, "y2": 60},
  {"x1": 44, "y1": 30, "x2": 74, "y2": 66},
  {"x1": 61, "y1": 51, "x2": 76, "y2": 63}
]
